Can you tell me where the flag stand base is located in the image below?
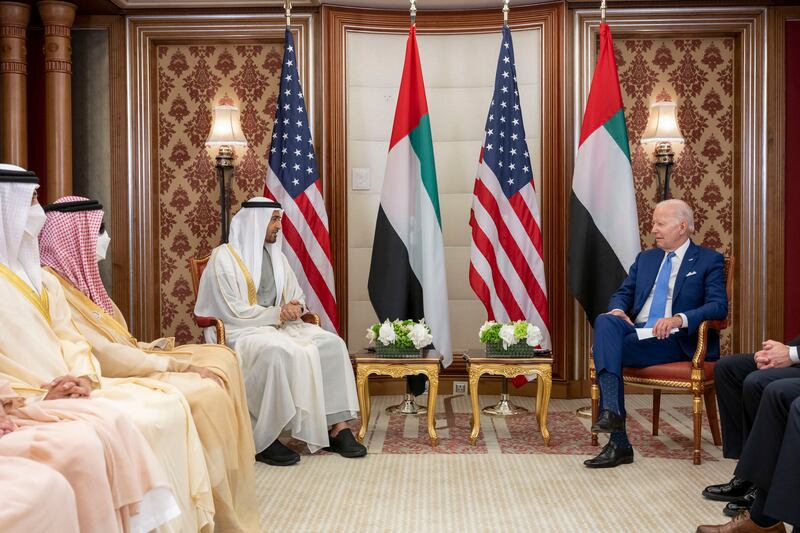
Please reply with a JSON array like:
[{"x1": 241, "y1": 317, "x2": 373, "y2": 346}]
[
  {"x1": 576, "y1": 405, "x2": 592, "y2": 418},
  {"x1": 386, "y1": 392, "x2": 427, "y2": 416},
  {"x1": 482, "y1": 380, "x2": 527, "y2": 416}
]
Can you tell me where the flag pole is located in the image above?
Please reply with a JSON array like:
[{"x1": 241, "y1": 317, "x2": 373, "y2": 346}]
[
  {"x1": 284, "y1": 0, "x2": 291, "y2": 28},
  {"x1": 600, "y1": 0, "x2": 606, "y2": 23},
  {"x1": 410, "y1": 0, "x2": 416, "y2": 25},
  {"x1": 502, "y1": 0, "x2": 509, "y2": 26}
]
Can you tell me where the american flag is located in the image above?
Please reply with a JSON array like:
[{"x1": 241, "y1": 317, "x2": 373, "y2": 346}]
[
  {"x1": 265, "y1": 29, "x2": 339, "y2": 333},
  {"x1": 469, "y1": 26, "x2": 551, "y2": 353}
]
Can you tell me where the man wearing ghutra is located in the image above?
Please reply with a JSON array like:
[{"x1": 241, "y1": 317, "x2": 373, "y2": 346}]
[
  {"x1": 39, "y1": 196, "x2": 259, "y2": 533},
  {"x1": 196, "y1": 197, "x2": 365, "y2": 465},
  {"x1": 0, "y1": 165, "x2": 216, "y2": 532}
]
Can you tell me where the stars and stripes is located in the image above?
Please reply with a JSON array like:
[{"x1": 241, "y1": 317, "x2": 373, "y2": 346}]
[
  {"x1": 469, "y1": 26, "x2": 551, "y2": 356},
  {"x1": 265, "y1": 29, "x2": 339, "y2": 333}
]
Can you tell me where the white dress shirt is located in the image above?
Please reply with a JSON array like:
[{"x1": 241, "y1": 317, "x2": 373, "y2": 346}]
[
  {"x1": 634, "y1": 238, "x2": 691, "y2": 328},
  {"x1": 790, "y1": 346, "x2": 799, "y2": 364}
]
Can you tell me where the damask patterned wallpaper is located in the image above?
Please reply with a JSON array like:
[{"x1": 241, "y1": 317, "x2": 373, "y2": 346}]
[
  {"x1": 157, "y1": 44, "x2": 283, "y2": 343},
  {"x1": 615, "y1": 37, "x2": 735, "y2": 349}
]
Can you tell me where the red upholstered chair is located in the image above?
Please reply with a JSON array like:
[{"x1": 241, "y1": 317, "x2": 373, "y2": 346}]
[
  {"x1": 188, "y1": 253, "x2": 321, "y2": 344},
  {"x1": 188, "y1": 254, "x2": 226, "y2": 345},
  {"x1": 589, "y1": 257, "x2": 734, "y2": 465}
]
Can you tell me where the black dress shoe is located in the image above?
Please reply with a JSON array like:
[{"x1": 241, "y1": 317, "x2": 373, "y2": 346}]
[
  {"x1": 702, "y1": 477, "x2": 753, "y2": 502},
  {"x1": 324, "y1": 428, "x2": 367, "y2": 458},
  {"x1": 583, "y1": 441, "x2": 634, "y2": 468},
  {"x1": 256, "y1": 439, "x2": 300, "y2": 466},
  {"x1": 722, "y1": 486, "x2": 757, "y2": 517},
  {"x1": 591, "y1": 410, "x2": 625, "y2": 434}
]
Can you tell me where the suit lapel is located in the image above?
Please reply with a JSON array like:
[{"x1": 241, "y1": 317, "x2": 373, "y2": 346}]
[
  {"x1": 672, "y1": 240, "x2": 697, "y2": 301},
  {"x1": 636, "y1": 249, "x2": 664, "y2": 308}
]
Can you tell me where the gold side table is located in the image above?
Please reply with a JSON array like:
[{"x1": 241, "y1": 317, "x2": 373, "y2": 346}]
[
  {"x1": 464, "y1": 354, "x2": 554, "y2": 446},
  {"x1": 350, "y1": 354, "x2": 442, "y2": 447}
]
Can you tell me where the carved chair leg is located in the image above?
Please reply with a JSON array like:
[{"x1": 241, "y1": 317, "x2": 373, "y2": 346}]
[
  {"x1": 590, "y1": 380, "x2": 599, "y2": 446},
  {"x1": 652, "y1": 389, "x2": 662, "y2": 436},
  {"x1": 693, "y1": 393, "x2": 703, "y2": 465},
  {"x1": 704, "y1": 385, "x2": 722, "y2": 446}
]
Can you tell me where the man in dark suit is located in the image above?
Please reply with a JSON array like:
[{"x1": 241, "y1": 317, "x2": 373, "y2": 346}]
[
  {"x1": 696, "y1": 377, "x2": 800, "y2": 532},
  {"x1": 700, "y1": 337, "x2": 800, "y2": 516},
  {"x1": 585, "y1": 199, "x2": 728, "y2": 468}
]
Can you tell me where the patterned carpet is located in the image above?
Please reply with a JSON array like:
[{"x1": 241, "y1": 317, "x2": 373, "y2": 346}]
[{"x1": 254, "y1": 394, "x2": 737, "y2": 532}]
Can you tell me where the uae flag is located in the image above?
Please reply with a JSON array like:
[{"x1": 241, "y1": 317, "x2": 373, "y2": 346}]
[
  {"x1": 368, "y1": 24, "x2": 453, "y2": 368},
  {"x1": 568, "y1": 22, "x2": 640, "y2": 325}
]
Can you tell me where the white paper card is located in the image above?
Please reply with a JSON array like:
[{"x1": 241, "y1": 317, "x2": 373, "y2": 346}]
[{"x1": 636, "y1": 328, "x2": 680, "y2": 340}]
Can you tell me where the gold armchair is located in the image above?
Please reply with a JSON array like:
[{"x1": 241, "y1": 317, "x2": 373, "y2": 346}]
[{"x1": 589, "y1": 257, "x2": 734, "y2": 465}]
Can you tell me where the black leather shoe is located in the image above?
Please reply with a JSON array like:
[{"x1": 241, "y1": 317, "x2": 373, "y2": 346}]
[
  {"x1": 702, "y1": 477, "x2": 753, "y2": 502},
  {"x1": 591, "y1": 410, "x2": 625, "y2": 433},
  {"x1": 324, "y1": 428, "x2": 367, "y2": 458},
  {"x1": 722, "y1": 486, "x2": 757, "y2": 517},
  {"x1": 583, "y1": 441, "x2": 634, "y2": 468},
  {"x1": 256, "y1": 439, "x2": 300, "y2": 466}
]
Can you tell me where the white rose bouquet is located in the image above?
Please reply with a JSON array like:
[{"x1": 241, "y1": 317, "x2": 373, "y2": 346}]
[
  {"x1": 366, "y1": 318, "x2": 432, "y2": 357},
  {"x1": 478, "y1": 320, "x2": 544, "y2": 356}
]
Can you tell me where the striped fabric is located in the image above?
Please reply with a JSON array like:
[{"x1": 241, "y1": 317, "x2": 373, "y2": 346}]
[
  {"x1": 469, "y1": 26, "x2": 551, "y2": 354},
  {"x1": 367, "y1": 24, "x2": 452, "y2": 368},
  {"x1": 264, "y1": 29, "x2": 339, "y2": 333},
  {"x1": 568, "y1": 23, "x2": 640, "y2": 324}
]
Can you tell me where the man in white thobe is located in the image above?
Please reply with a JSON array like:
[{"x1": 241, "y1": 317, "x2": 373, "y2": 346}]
[{"x1": 196, "y1": 197, "x2": 365, "y2": 465}]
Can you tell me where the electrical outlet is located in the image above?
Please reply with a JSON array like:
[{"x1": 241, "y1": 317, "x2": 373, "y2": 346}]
[{"x1": 454, "y1": 381, "x2": 468, "y2": 395}]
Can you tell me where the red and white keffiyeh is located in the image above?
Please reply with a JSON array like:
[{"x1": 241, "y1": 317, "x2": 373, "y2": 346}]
[{"x1": 39, "y1": 195, "x2": 114, "y2": 315}]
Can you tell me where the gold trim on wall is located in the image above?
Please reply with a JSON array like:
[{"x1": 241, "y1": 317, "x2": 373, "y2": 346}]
[
  {"x1": 569, "y1": 7, "x2": 769, "y2": 377},
  {"x1": 126, "y1": 12, "x2": 316, "y2": 340}
]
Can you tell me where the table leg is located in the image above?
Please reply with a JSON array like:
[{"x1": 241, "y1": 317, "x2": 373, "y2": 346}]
[
  {"x1": 426, "y1": 370, "x2": 439, "y2": 447},
  {"x1": 356, "y1": 369, "x2": 370, "y2": 443},
  {"x1": 536, "y1": 367, "x2": 552, "y2": 446},
  {"x1": 468, "y1": 367, "x2": 481, "y2": 445}
]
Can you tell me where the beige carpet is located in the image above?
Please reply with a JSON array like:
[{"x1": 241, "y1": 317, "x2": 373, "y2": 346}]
[{"x1": 254, "y1": 395, "x2": 739, "y2": 532}]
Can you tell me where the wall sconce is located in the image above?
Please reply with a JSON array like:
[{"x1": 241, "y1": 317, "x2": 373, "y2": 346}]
[
  {"x1": 641, "y1": 100, "x2": 684, "y2": 201},
  {"x1": 205, "y1": 104, "x2": 247, "y2": 243}
]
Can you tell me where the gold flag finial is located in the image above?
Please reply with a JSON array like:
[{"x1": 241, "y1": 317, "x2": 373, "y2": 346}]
[
  {"x1": 503, "y1": 0, "x2": 510, "y2": 25},
  {"x1": 284, "y1": 0, "x2": 292, "y2": 27},
  {"x1": 410, "y1": 0, "x2": 417, "y2": 25},
  {"x1": 600, "y1": 0, "x2": 607, "y2": 23}
]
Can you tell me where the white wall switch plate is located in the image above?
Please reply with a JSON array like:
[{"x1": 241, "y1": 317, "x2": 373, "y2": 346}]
[{"x1": 351, "y1": 167, "x2": 370, "y2": 190}]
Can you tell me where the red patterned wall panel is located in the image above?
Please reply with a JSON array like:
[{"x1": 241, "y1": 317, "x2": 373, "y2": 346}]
[
  {"x1": 157, "y1": 43, "x2": 283, "y2": 343},
  {"x1": 615, "y1": 37, "x2": 735, "y2": 350}
]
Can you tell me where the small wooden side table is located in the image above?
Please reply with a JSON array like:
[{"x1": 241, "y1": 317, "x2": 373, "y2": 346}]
[
  {"x1": 464, "y1": 354, "x2": 554, "y2": 446},
  {"x1": 350, "y1": 354, "x2": 442, "y2": 447}
]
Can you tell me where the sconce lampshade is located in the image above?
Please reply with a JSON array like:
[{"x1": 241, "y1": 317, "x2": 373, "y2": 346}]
[
  {"x1": 640, "y1": 101, "x2": 684, "y2": 144},
  {"x1": 206, "y1": 105, "x2": 248, "y2": 146}
]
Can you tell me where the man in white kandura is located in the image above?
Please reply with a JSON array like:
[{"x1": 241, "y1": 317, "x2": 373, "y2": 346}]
[{"x1": 195, "y1": 197, "x2": 365, "y2": 466}]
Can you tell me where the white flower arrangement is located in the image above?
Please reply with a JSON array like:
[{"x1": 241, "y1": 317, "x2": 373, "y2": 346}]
[
  {"x1": 366, "y1": 319, "x2": 432, "y2": 350},
  {"x1": 479, "y1": 320, "x2": 543, "y2": 350}
]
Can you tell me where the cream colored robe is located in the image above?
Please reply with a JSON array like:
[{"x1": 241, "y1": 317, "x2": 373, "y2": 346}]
[
  {"x1": 196, "y1": 244, "x2": 359, "y2": 453},
  {"x1": 51, "y1": 268, "x2": 259, "y2": 533},
  {"x1": 1, "y1": 380, "x2": 175, "y2": 533},
  {"x1": 0, "y1": 456, "x2": 79, "y2": 533},
  {"x1": 0, "y1": 266, "x2": 214, "y2": 533}
]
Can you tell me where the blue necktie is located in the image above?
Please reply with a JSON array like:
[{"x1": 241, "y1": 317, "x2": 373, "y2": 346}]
[{"x1": 645, "y1": 251, "x2": 676, "y2": 327}]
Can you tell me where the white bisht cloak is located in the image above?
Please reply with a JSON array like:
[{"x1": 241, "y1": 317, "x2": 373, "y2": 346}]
[{"x1": 195, "y1": 198, "x2": 358, "y2": 452}]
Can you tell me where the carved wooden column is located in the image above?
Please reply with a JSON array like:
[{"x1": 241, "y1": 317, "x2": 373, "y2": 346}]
[
  {"x1": 0, "y1": 2, "x2": 30, "y2": 167},
  {"x1": 37, "y1": 1, "x2": 75, "y2": 199}
]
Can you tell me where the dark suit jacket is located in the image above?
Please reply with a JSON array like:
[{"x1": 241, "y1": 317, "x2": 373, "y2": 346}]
[{"x1": 607, "y1": 240, "x2": 728, "y2": 359}]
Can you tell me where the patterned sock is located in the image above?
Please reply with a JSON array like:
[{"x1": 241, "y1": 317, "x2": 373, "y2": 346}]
[
  {"x1": 748, "y1": 488, "x2": 780, "y2": 528},
  {"x1": 598, "y1": 370, "x2": 621, "y2": 415},
  {"x1": 609, "y1": 430, "x2": 631, "y2": 449}
]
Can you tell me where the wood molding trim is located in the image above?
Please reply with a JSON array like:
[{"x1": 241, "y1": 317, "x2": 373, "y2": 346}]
[
  {"x1": 321, "y1": 3, "x2": 567, "y2": 380},
  {"x1": 767, "y1": 6, "x2": 800, "y2": 341},
  {"x1": 72, "y1": 14, "x2": 130, "y2": 320},
  {"x1": 126, "y1": 12, "x2": 315, "y2": 339},
  {"x1": 570, "y1": 7, "x2": 768, "y2": 365}
]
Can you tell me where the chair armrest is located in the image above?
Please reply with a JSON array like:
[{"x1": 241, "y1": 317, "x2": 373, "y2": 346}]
[
  {"x1": 301, "y1": 312, "x2": 320, "y2": 326},
  {"x1": 691, "y1": 320, "x2": 711, "y2": 367},
  {"x1": 193, "y1": 315, "x2": 226, "y2": 345}
]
